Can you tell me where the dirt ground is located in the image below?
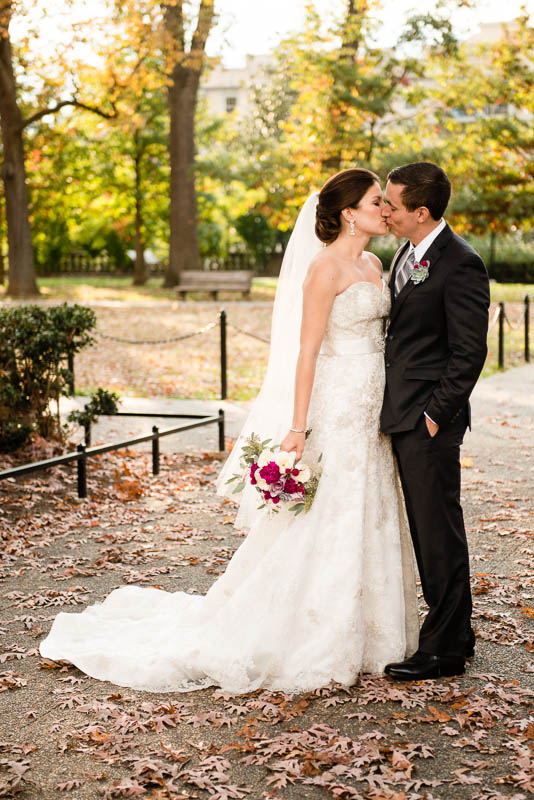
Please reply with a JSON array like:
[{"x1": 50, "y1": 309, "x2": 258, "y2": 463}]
[{"x1": 0, "y1": 364, "x2": 532, "y2": 800}]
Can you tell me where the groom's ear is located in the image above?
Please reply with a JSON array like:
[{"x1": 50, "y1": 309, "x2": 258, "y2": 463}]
[{"x1": 416, "y1": 206, "x2": 431, "y2": 223}]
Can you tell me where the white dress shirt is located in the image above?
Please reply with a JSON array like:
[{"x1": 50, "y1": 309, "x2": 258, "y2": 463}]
[{"x1": 397, "y1": 217, "x2": 446, "y2": 274}]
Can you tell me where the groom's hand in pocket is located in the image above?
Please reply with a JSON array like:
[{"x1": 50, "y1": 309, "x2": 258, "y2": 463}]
[{"x1": 425, "y1": 415, "x2": 439, "y2": 438}]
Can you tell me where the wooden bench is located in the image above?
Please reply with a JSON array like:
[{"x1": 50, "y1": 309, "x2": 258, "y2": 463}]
[{"x1": 177, "y1": 270, "x2": 254, "y2": 300}]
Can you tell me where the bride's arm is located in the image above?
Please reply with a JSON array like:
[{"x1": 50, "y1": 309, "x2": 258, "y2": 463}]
[{"x1": 280, "y1": 258, "x2": 338, "y2": 460}]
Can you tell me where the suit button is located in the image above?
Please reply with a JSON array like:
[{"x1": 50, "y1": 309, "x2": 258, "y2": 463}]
[
  {"x1": 386, "y1": 362, "x2": 391, "y2": 367},
  {"x1": 389, "y1": 335, "x2": 395, "y2": 340}
]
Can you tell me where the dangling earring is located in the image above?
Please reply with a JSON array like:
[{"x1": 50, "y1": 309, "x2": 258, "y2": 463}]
[{"x1": 349, "y1": 219, "x2": 356, "y2": 236}]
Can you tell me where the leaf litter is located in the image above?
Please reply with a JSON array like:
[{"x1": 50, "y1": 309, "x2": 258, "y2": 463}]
[{"x1": 0, "y1": 434, "x2": 532, "y2": 799}]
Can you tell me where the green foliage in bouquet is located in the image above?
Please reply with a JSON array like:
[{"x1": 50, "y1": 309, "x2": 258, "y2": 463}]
[
  {"x1": 227, "y1": 431, "x2": 321, "y2": 516},
  {"x1": 225, "y1": 433, "x2": 271, "y2": 495}
]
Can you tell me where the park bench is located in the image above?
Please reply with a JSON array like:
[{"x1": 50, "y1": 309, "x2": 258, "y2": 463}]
[{"x1": 177, "y1": 270, "x2": 254, "y2": 300}]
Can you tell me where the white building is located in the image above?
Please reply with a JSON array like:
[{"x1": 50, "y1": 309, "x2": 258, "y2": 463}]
[
  {"x1": 199, "y1": 54, "x2": 275, "y2": 116},
  {"x1": 199, "y1": 21, "x2": 524, "y2": 119}
]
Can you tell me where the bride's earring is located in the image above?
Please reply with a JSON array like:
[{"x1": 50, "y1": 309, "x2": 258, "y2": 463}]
[{"x1": 349, "y1": 220, "x2": 356, "y2": 236}]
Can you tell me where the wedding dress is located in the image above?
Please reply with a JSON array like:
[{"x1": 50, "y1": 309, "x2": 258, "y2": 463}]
[{"x1": 39, "y1": 277, "x2": 419, "y2": 694}]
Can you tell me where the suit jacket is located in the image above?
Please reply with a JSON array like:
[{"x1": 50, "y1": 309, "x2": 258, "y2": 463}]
[{"x1": 380, "y1": 223, "x2": 490, "y2": 434}]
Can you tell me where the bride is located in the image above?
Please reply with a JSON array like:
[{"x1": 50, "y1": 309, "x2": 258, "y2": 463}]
[{"x1": 40, "y1": 168, "x2": 419, "y2": 694}]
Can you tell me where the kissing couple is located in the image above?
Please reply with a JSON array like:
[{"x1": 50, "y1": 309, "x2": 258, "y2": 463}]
[{"x1": 41, "y1": 161, "x2": 490, "y2": 693}]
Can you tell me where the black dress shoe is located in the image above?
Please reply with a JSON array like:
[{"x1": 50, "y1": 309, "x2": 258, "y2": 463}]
[{"x1": 384, "y1": 652, "x2": 466, "y2": 680}]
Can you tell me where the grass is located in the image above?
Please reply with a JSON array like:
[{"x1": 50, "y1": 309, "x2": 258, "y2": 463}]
[
  {"x1": 489, "y1": 282, "x2": 533, "y2": 303},
  {"x1": 0, "y1": 275, "x2": 278, "y2": 304},
  {"x1": 0, "y1": 275, "x2": 531, "y2": 305}
]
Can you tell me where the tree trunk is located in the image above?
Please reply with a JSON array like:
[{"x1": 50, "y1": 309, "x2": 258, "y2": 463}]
[
  {"x1": 0, "y1": 25, "x2": 39, "y2": 297},
  {"x1": 132, "y1": 133, "x2": 147, "y2": 286},
  {"x1": 164, "y1": 67, "x2": 200, "y2": 286},
  {"x1": 0, "y1": 188, "x2": 5, "y2": 284},
  {"x1": 162, "y1": 0, "x2": 215, "y2": 288}
]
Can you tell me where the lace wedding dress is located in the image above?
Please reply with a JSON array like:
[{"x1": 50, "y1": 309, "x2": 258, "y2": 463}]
[{"x1": 40, "y1": 279, "x2": 419, "y2": 694}]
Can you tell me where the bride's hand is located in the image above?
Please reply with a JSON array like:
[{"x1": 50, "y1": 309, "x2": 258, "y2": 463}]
[{"x1": 280, "y1": 431, "x2": 305, "y2": 462}]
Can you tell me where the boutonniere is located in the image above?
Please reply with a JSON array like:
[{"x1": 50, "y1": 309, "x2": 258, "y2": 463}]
[{"x1": 410, "y1": 259, "x2": 430, "y2": 285}]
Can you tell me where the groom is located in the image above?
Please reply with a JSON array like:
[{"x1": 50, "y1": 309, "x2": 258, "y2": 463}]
[{"x1": 381, "y1": 162, "x2": 490, "y2": 680}]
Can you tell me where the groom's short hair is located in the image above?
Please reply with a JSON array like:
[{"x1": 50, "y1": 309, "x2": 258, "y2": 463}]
[{"x1": 387, "y1": 162, "x2": 451, "y2": 220}]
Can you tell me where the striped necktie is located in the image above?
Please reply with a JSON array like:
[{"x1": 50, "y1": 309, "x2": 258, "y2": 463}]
[{"x1": 394, "y1": 248, "x2": 415, "y2": 297}]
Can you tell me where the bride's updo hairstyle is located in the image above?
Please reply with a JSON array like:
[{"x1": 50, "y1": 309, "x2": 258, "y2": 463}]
[{"x1": 315, "y1": 168, "x2": 380, "y2": 245}]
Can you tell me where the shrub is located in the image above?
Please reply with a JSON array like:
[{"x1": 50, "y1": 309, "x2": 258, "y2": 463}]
[
  {"x1": 235, "y1": 211, "x2": 278, "y2": 267},
  {"x1": 370, "y1": 235, "x2": 534, "y2": 282},
  {"x1": 0, "y1": 303, "x2": 96, "y2": 452},
  {"x1": 68, "y1": 388, "x2": 120, "y2": 432}
]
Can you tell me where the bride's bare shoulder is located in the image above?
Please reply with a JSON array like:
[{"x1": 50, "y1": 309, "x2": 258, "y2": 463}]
[
  {"x1": 305, "y1": 249, "x2": 340, "y2": 290},
  {"x1": 364, "y1": 251, "x2": 383, "y2": 274}
]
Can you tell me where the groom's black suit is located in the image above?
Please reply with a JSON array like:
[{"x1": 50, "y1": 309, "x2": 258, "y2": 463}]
[{"x1": 381, "y1": 223, "x2": 490, "y2": 658}]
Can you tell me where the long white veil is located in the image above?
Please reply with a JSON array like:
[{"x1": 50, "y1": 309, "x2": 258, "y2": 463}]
[{"x1": 216, "y1": 192, "x2": 322, "y2": 528}]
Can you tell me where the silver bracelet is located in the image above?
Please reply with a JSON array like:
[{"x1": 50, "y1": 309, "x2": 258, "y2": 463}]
[{"x1": 290, "y1": 428, "x2": 305, "y2": 434}]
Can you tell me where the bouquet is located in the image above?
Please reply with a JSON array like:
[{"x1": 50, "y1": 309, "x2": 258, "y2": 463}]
[{"x1": 226, "y1": 432, "x2": 321, "y2": 516}]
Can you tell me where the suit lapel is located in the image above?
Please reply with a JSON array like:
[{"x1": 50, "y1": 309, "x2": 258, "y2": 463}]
[{"x1": 389, "y1": 223, "x2": 453, "y2": 325}]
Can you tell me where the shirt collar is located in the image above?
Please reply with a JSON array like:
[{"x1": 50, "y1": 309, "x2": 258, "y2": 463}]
[{"x1": 409, "y1": 218, "x2": 446, "y2": 263}]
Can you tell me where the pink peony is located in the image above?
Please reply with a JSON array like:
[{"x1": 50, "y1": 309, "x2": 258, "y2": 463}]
[
  {"x1": 250, "y1": 462, "x2": 259, "y2": 485},
  {"x1": 283, "y1": 477, "x2": 299, "y2": 494},
  {"x1": 259, "y1": 461, "x2": 281, "y2": 485}
]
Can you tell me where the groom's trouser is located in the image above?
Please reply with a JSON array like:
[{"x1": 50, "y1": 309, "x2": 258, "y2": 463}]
[{"x1": 391, "y1": 411, "x2": 472, "y2": 658}]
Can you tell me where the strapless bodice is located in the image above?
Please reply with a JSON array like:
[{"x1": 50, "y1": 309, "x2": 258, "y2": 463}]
[{"x1": 320, "y1": 280, "x2": 390, "y2": 357}]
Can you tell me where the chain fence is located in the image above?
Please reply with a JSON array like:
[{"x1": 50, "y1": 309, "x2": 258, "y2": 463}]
[
  {"x1": 69, "y1": 297, "x2": 531, "y2": 400},
  {"x1": 227, "y1": 322, "x2": 270, "y2": 345},
  {"x1": 488, "y1": 297, "x2": 531, "y2": 369},
  {"x1": 93, "y1": 320, "x2": 218, "y2": 345}
]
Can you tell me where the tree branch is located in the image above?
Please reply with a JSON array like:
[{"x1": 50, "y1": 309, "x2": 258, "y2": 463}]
[
  {"x1": 190, "y1": 0, "x2": 215, "y2": 59},
  {"x1": 163, "y1": 0, "x2": 185, "y2": 54},
  {"x1": 21, "y1": 98, "x2": 117, "y2": 130}
]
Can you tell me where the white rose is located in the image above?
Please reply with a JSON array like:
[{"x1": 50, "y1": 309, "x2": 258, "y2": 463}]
[
  {"x1": 294, "y1": 462, "x2": 311, "y2": 483},
  {"x1": 257, "y1": 449, "x2": 275, "y2": 468},
  {"x1": 255, "y1": 475, "x2": 269, "y2": 490},
  {"x1": 274, "y1": 450, "x2": 296, "y2": 472}
]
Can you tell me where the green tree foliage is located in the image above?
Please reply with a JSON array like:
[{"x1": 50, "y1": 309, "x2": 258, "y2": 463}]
[
  {"x1": 433, "y1": 14, "x2": 534, "y2": 241},
  {"x1": 5, "y1": 1, "x2": 532, "y2": 284}
]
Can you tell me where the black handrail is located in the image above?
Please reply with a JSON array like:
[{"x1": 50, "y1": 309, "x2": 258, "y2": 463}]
[{"x1": 0, "y1": 410, "x2": 225, "y2": 499}]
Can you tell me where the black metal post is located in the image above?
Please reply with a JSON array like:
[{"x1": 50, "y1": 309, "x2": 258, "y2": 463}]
[
  {"x1": 220, "y1": 309, "x2": 227, "y2": 400},
  {"x1": 84, "y1": 421, "x2": 91, "y2": 447},
  {"x1": 152, "y1": 425, "x2": 160, "y2": 475},
  {"x1": 77, "y1": 443, "x2": 87, "y2": 498},
  {"x1": 525, "y1": 295, "x2": 530, "y2": 363},
  {"x1": 218, "y1": 409, "x2": 225, "y2": 452},
  {"x1": 498, "y1": 302, "x2": 505, "y2": 369},
  {"x1": 67, "y1": 351, "x2": 75, "y2": 396}
]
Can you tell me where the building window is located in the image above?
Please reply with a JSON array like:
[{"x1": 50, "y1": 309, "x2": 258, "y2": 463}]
[
  {"x1": 226, "y1": 96, "x2": 237, "y2": 113},
  {"x1": 484, "y1": 103, "x2": 509, "y2": 117}
]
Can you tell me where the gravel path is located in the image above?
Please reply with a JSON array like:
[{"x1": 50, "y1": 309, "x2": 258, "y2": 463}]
[{"x1": 0, "y1": 365, "x2": 532, "y2": 800}]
